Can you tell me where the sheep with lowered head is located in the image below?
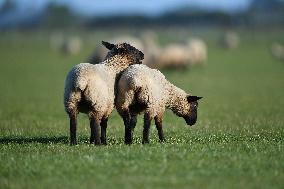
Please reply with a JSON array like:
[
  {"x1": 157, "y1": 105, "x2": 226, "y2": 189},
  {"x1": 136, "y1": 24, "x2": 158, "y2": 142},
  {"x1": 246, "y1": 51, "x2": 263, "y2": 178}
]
[
  {"x1": 64, "y1": 41, "x2": 144, "y2": 145},
  {"x1": 150, "y1": 38, "x2": 207, "y2": 69},
  {"x1": 116, "y1": 64, "x2": 202, "y2": 144}
]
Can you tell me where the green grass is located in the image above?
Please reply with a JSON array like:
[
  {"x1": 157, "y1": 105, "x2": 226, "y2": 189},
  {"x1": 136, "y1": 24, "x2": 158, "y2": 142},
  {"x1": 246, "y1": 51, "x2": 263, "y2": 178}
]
[{"x1": 0, "y1": 29, "x2": 284, "y2": 189}]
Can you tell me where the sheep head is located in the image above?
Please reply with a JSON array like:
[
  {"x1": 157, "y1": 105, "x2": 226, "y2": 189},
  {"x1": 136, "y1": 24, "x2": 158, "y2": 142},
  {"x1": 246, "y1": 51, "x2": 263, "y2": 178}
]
[
  {"x1": 102, "y1": 41, "x2": 144, "y2": 64},
  {"x1": 183, "y1": 95, "x2": 202, "y2": 126}
]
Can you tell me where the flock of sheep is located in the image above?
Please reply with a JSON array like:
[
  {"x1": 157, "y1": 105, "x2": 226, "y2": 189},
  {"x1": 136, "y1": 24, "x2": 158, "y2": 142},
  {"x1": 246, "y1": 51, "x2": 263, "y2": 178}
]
[
  {"x1": 88, "y1": 34, "x2": 208, "y2": 69},
  {"x1": 62, "y1": 30, "x2": 284, "y2": 145},
  {"x1": 51, "y1": 31, "x2": 284, "y2": 67},
  {"x1": 64, "y1": 41, "x2": 202, "y2": 145}
]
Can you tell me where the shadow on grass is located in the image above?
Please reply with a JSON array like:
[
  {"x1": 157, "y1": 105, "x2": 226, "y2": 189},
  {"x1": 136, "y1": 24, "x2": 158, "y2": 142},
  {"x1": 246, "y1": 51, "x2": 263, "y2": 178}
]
[
  {"x1": 0, "y1": 136, "x2": 69, "y2": 144},
  {"x1": 0, "y1": 135, "x2": 127, "y2": 145}
]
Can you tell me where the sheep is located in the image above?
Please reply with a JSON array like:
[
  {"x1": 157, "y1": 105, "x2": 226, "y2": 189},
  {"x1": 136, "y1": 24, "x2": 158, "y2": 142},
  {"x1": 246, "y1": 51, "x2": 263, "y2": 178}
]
[
  {"x1": 88, "y1": 33, "x2": 161, "y2": 67},
  {"x1": 271, "y1": 42, "x2": 284, "y2": 62},
  {"x1": 139, "y1": 31, "x2": 161, "y2": 67},
  {"x1": 148, "y1": 38, "x2": 207, "y2": 69},
  {"x1": 115, "y1": 64, "x2": 202, "y2": 144},
  {"x1": 220, "y1": 31, "x2": 240, "y2": 50},
  {"x1": 61, "y1": 36, "x2": 82, "y2": 55},
  {"x1": 49, "y1": 32, "x2": 64, "y2": 51},
  {"x1": 153, "y1": 44, "x2": 189, "y2": 69},
  {"x1": 64, "y1": 41, "x2": 144, "y2": 145},
  {"x1": 88, "y1": 36, "x2": 144, "y2": 64},
  {"x1": 50, "y1": 34, "x2": 82, "y2": 55},
  {"x1": 186, "y1": 38, "x2": 207, "y2": 65}
]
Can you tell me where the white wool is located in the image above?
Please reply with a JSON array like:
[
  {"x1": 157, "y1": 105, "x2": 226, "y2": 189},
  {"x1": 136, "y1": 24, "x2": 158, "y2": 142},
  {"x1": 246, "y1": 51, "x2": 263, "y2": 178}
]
[
  {"x1": 148, "y1": 38, "x2": 207, "y2": 69},
  {"x1": 64, "y1": 63, "x2": 116, "y2": 118},
  {"x1": 187, "y1": 38, "x2": 207, "y2": 65},
  {"x1": 116, "y1": 64, "x2": 193, "y2": 118},
  {"x1": 64, "y1": 43, "x2": 142, "y2": 119}
]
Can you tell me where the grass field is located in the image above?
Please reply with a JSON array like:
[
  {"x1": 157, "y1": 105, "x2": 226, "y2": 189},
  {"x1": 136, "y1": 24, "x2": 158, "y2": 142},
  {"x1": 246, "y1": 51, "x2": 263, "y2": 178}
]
[{"x1": 0, "y1": 29, "x2": 284, "y2": 189}]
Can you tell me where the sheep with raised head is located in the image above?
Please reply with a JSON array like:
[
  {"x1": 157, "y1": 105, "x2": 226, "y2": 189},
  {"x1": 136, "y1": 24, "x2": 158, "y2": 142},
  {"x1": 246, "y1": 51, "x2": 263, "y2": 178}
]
[
  {"x1": 88, "y1": 36, "x2": 144, "y2": 64},
  {"x1": 64, "y1": 41, "x2": 144, "y2": 145},
  {"x1": 115, "y1": 64, "x2": 202, "y2": 144}
]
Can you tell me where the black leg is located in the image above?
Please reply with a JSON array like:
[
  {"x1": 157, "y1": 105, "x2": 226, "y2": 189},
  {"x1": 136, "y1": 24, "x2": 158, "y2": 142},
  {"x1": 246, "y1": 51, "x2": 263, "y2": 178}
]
[
  {"x1": 154, "y1": 116, "x2": 165, "y2": 142},
  {"x1": 90, "y1": 117, "x2": 101, "y2": 145},
  {"x1": 100, "y1": 118, "x2": 108, "y2": 145},
  {"x1": 125, "y1": 115, "x2": 137, "y2": 144},
  {"x1": 122, "y1": 111, "x2": 132, "y2": 144},
  {"x1": 130, "y1": 115, "x2": 137, "y2": 130},
  {"x1": 89, "y1": 119, "x2": 94, "y2": 144},
  {"x1": 69, "y1": 114, "x2": 77, "y2": 145},
  {"x1": 142, "y1": 113, "x2": 152, "y2": 144}
]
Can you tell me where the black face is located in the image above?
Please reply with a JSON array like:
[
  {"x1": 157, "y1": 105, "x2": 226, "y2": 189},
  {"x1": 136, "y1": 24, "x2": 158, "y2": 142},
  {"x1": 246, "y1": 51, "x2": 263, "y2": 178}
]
[
  {"x1": 183, "y1": 95, "x2": 202, "y2": 126},
  {"x1": 102, "y1": 41, "x2": 144, "y2": 64},
  {"x1": 183, "y1": 101, "x2": 198, "y2": 126},
  {"x1": 119, "y1": 43, "x2": 144, "y2": 64}
]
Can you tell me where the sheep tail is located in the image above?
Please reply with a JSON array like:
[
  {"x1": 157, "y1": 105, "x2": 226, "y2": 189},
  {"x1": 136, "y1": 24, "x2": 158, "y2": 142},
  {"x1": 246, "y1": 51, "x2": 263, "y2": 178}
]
[{"x1": 74, "y1": 77, "x2": 89, "y2": 92}]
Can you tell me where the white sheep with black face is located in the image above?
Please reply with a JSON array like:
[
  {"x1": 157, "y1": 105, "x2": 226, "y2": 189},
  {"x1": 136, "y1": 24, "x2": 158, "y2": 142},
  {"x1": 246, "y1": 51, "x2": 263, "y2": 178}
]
[
  {"x1": 115, "y1": 64, "x2": 202, "y2": 144},
  {"x1": 64, "y1": 41, "x2": 144, "y2": 145},
  {"x1": 88, "y1": 36, "x2": 144, "y2": 64}
]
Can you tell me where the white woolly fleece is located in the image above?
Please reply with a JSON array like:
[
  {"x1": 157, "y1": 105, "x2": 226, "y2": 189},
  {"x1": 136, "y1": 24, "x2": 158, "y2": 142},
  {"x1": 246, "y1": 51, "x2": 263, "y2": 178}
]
[{"x1": 116, "y1": 64, "x2": 193, "y2": 119}]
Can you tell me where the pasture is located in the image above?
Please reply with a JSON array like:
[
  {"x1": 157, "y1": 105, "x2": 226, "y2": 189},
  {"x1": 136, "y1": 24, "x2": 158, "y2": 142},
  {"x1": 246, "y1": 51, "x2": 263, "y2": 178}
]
[{"x1": 0, "y1": 29, "x2": 284, "y2": 189}]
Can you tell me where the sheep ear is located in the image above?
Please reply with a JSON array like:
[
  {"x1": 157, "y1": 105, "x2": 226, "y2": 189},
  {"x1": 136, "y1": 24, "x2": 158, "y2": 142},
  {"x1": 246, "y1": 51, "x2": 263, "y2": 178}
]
[
  {"x1": 102, "y1": 41, "x2": 115, "y2": 50},
  {"x1": 187, "y1": 95, "x2": 203, "y2": 103},
  {"x1": 139, "y1": 51, "x2": 144, "y2": 59}
]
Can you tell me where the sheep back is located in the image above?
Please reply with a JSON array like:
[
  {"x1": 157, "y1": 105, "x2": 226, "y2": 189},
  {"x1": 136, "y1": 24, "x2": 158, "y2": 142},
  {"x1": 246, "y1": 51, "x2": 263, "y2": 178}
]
[{"x1": 64, "y1": 63, "x2": 114, "y2": 117}]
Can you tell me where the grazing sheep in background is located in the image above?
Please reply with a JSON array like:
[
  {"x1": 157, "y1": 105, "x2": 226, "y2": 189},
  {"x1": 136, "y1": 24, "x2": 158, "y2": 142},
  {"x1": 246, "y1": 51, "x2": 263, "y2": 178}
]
[
  {"x1": 87, "y1": 33, "x2": 207, "y2": 69},
  {"x1": 116, "y1": 64, "x2": 202, "y2": 144},
  {"x1": 146, "y1": 38, "x2": 207, "y2": 69},
  {"x1": 271, "y1": 42, "x2": 284, "y2": 62},
  {"x1": 141, "y1": 37, "x2": 207, "y2": 69},
  {"x1": 153, "y1": 43, "x2": 189, "y2": 69},
  {"x1": 220, "y1": 31, "x2": 240, "y2": 50},
  {"x1": 88, "y1": 36, "x2": 144, "y2": 64},
  {"x1": 88, "y1": 33, "x2": 160, "y2": 67},
  {"x1": 140, "y1": 31, "x2": 161, "y2": 67},
  {"x1": 49, "y1": 32, "x2": 64, "y2": 51},
  {"x1": 61, "y1": 36, "x2": 82, "y2": 55},
  {"x1": 186, "y1": 38, "x2": 207, "y2": 65},
  {"x1": 50, "y1": 34, "x2": 82, "y2": 55},
  {"x1": 64, "y1": 41, "x2": 144, "y2": 145}
]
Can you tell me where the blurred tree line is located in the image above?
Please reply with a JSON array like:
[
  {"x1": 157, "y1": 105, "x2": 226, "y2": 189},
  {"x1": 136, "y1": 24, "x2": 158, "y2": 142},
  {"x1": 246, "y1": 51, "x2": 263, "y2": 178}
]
[{"x1": 0, "y1": 0, "x2": 283, "y2": 30}]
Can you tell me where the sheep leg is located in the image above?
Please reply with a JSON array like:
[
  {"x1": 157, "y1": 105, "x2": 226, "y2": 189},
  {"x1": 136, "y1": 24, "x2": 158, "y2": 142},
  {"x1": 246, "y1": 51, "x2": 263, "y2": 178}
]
[
  {"x1": 125, "y1": 115, "x2": 137, "y2": 143},
  {"x1": 130, "y1": 115, "x2": 137, "y2": 130},
  {"x1": 100, "y1": 118, "x2": 108, "y2": 145},
  {"x1": 154, "y1": 116, "x2": 165, "y2": 142},
  {"x1": 90, "y1": 117, "x2": 101, "y2": 145},
  {"x1": 69, "y1": 114, "x2": 77, "y2": 145},
  {"x1": 142, "y1": 113, "x2": 152, "y2": 144},
  {"x1": 122, "y1": 111, "x2": 132, "y2": 144}
]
